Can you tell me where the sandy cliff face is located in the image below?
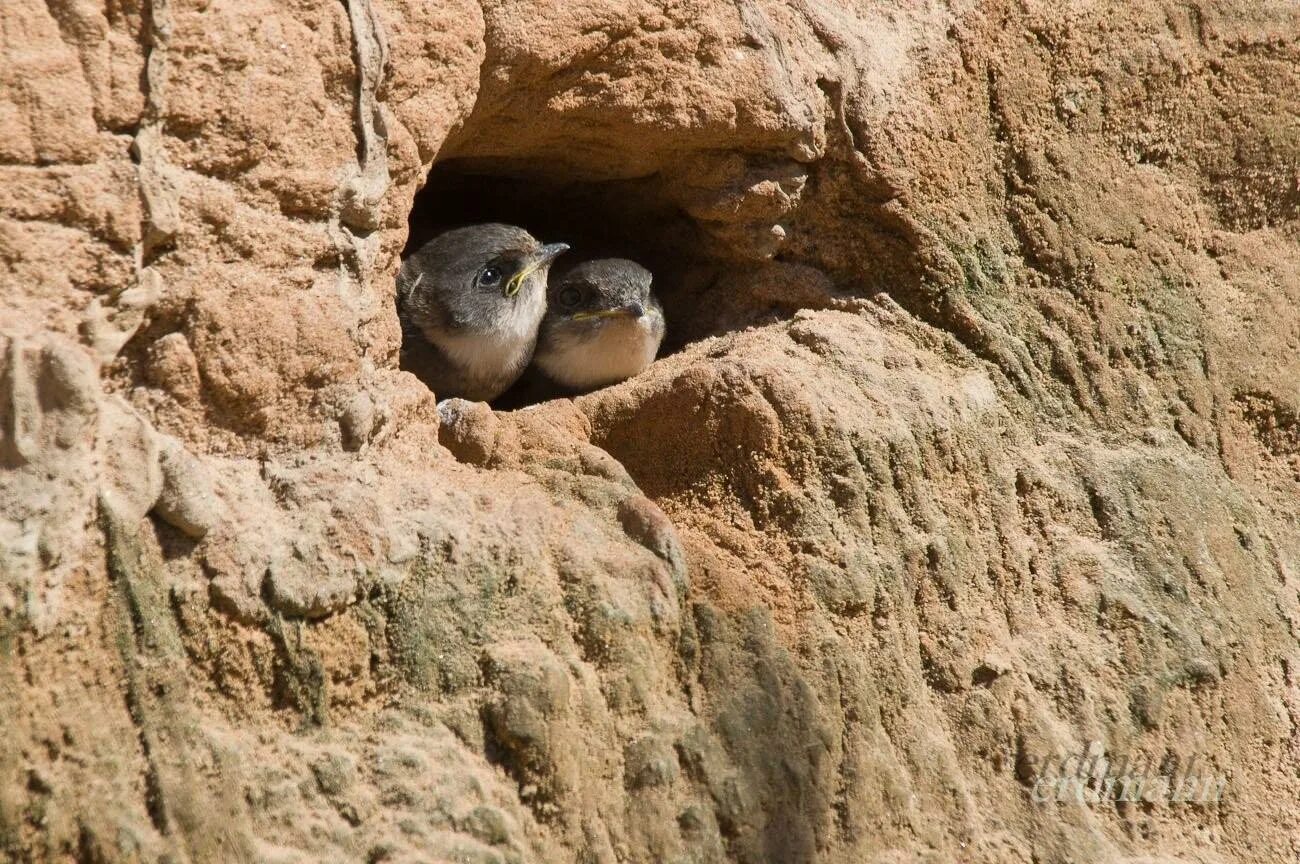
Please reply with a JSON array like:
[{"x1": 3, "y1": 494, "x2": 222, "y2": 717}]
[{"x1": 2, "y1": 1, "x2": 1298, "y2": 862}]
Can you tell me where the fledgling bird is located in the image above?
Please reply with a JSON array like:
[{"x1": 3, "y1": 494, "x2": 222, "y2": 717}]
[
  {"x1": 532, "y1": 258, "x2": 665, "y2": 393},
  {"x1": 397, "y1": 223, "x2": 569, "y2": 402}
]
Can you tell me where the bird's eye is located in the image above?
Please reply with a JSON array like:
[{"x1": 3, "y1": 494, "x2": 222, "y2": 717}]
[
  {"x1": 478, "y1": 266, "x2": 503, "y2": 287},
  {"x1": 557, "y1": 286, "x2": 583, "y2": 308}
]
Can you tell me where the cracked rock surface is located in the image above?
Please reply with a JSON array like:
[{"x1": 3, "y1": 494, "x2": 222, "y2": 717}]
[{"x1": 3, "y1": 1, "x2": 1300, "y2": 863}]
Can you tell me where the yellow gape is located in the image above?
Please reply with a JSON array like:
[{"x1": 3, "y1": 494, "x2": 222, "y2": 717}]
[
  {"x1": 505, "y1": 261, "x2": 541, "y2": 297},
  {"x1": 571, "y1": 308, "x2": 642, "y2": 320}
]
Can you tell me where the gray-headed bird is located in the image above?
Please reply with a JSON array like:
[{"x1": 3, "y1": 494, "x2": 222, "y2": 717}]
[
  {"x1": 397, "y1": 224, "x2": 569, "y2": 402},
  {"x1": 533, "y1": 258, "x2": 665, "y2": 393}
]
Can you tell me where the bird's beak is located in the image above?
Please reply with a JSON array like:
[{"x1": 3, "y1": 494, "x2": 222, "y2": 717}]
[
  {"x1": 504, "y1": 243, "x2": 570, "y2": 298},
  {"x1": 572, "y1": 301, "x2": 646, "y2": 321},
  {"x1": 537, "y1": 243, "x2": 571, "y2": 265}
]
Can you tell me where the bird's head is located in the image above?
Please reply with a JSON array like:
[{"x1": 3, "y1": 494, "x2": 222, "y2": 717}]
[
  {"x1": 543, "y1": 258, "x2": 663, "y2": 337},
  {"x1": 401, "y1": 223, "x2": 569, "y2": 331}
]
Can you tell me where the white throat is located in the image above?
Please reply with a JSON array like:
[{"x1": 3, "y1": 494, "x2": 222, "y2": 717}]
[
  {"x1": 537, "y1": 314, "x2": 662, "y2": 390},
  {"x1": 429, "y1": 288, "x2": 546, "y2": 382}
]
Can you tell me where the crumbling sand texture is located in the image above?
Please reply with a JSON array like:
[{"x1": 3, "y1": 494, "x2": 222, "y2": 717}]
[{"x1": 2, "y1": 1, "x2": 1299, "y2": 862}]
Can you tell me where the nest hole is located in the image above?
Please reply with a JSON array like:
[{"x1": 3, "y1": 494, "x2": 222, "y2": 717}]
[{"x1": 401, "y1": 158, "x2": 723, "y2": 407}]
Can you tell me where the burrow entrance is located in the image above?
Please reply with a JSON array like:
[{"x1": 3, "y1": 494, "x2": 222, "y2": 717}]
[
  {"x1": 397, "y1": 149, "x2": 929, "y2": 408},
  {"x1": 400, "y1": 158, "x2": 726, "y2": 406}
]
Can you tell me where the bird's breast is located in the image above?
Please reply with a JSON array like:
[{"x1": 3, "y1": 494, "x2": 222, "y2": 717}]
[
  {"x1": 537, "y1": 316, "x2": 662, "y2": 391},
  {"x1": 431, "y1": 290, "x2": 545, "y2": 384}
]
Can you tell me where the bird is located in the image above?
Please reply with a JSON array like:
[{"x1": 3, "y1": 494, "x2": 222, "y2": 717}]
[
  {"x1": 531, "y1": 258, "x2": 665, "y2": 393},
  {"x1": 397, "y1": 224, "x2": 569, "y2": 402}
]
